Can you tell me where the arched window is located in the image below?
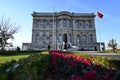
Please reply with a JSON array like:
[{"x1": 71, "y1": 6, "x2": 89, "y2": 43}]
[
  {"x1": 90, "y1": 34, "x2": 93, "y2": 43},
  {"x1": 36, "y1": 20, "x2": 40, "y2": 28},
  {"x1": 83, "y1": 34, "x2": 87, "y2": 43},
  {"x1": 35, "y1": 34, "x2": 40, "y2": 43}
]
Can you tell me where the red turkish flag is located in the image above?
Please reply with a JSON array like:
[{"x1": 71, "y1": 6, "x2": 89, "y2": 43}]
[{"x1": 97, "y1": 12, "x2": 103, "y2": 18}]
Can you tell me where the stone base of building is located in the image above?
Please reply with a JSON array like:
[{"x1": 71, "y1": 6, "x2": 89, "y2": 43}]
[{"x1": 22, "y1": 42, "x2": 105, "y2": 51}]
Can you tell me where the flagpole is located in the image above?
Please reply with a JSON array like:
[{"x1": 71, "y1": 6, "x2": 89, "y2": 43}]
[
  {"x1": 52, "y1": 6, "x2": 55, "y2": 50},
  {"x1": 52, "y1": 0, "x2": 56, "y2": 50},
  {"x1": 98, "y1": 20, "x2": 102, "y2": 51}
]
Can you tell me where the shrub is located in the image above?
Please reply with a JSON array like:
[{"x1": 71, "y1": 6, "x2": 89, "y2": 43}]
[{"x1": 0, "y1": 53, "x2": 50, "y2": 80}]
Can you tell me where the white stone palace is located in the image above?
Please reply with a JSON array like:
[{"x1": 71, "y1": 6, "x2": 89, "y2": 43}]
[{"x1": 22, "y1": 11, "x2": 105, "y2": 51}]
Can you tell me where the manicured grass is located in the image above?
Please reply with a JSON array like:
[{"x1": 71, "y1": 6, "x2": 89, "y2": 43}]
[
  {"x1": 0, "y1": 51, "x2": 47, "y2": 64},
  {"x1": 41, "y1": 51, "x2": 49, "y2": 54},
  {"x1": 0, "y1": 51, "x2": 50, "y2": 80},
  {"x1": 98, "y1": 49, "x2": 120, "y2": 54},
  {"x1": 0, "y1": 55, "x2": 29, "y2": 64}
]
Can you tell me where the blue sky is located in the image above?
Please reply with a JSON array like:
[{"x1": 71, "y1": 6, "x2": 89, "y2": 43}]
[{"x1": 0, "y1": 0, "x2": 120, "y2": 48}]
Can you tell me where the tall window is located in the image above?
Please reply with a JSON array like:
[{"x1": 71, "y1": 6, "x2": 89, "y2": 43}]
[
  {"x1": 68, "y1": 19, "x2": 71, "y2": 27},
  {"x1": 43, "y1": 20, "x2": 47, "y2": 28},
  {"x1": 76, "y1": 20, "x2": 79, "y2": 28},
  {"x1": 42, "y1": 35, "x2": 46, "y2": 44},
  {"x1": 63, "y1": 19, "x2": 67, "y2": 27},
  {"x1": 35, "y1": 34, "x2": 40, "y2": 43},
  {"x1": 82, "y1": 20, "x2": 85, "y2": 28},
  {"x1": 49, "y1": 35, "x2": 53, "y2": 43},
  {"x1": 83, "y1": 35, "x2": 87, "y2": 43},
  {"x1": 58, "y1": 34, "x2": 62, "y2": 43},
  {"x1": 88, "y1": 20, "x2": 91, "y2": 28},
  {"x1": 59, "y1": 19, "x2": 62, "y2": 28},
  {"x1": 90, "y1": 34, "x2": 93, "y2": 43},
  {"x1": 36, "y1": 20, "x2": 40, "y2": 28},
  {"x1": 50, "y1": 20, "x2": 53, "y2": 28}
]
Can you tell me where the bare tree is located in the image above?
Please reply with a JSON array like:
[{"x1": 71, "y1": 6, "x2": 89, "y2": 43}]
[
  {"x1": 108, "y1": 39, "x2": 117, "y2": 52},
  {"x1": 0, "y1": 16, "x2": 20, "y2": 51}
]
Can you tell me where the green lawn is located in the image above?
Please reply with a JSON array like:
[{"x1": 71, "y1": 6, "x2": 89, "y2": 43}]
[
  {"x1": 0, "y1": 51, "x2": 49, "y2": 64},
  {"x1": 98, "y1": 49, "x2": 120, "y2": 54},
  {"x1": 0, "y1": 55, "x2": 29, "y2": 64}
]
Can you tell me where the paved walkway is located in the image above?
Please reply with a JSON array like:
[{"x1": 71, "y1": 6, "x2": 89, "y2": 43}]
[{"x1": 71, "y1": 51, "x2": 120, "y2": 60}]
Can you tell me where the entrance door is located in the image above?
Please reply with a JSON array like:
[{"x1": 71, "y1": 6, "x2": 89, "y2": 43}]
[{"x1": 63, "y1": 33, "x2": 67, "y2": 43}]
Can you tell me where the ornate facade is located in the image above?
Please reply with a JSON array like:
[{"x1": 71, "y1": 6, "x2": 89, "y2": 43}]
[{"x1": 22, "y1": 11, "x2": 105, "y2": 50}]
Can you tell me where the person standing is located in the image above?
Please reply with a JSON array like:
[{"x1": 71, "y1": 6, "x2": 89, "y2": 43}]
[{"x1": 48, "y1": 45, "x2": 50, "y2": 50}]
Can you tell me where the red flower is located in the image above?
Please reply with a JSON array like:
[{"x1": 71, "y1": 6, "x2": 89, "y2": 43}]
[
  {"x1": 95, "y1": 64, "x2": 100, "y2": 70},
  {"x1": 50, "y1": 57, "x2": 57, "y2": 65},
  {"x1": 83, "y1": 70, "x2": 96, "y2": 80},
  {"x1": 84, "y1": 59, "x2": 91, "y2": 66},
  {"x1": 70, "y1": 62, "x2": 76, "y2": 68},
  {"x1": 71, "y1": 76, "x2": 81, "y2": 80}
]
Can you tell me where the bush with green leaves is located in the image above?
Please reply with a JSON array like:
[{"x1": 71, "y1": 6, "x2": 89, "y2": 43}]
[{"x1": 0, "y1": 53, "x2": 50, "y2": 80}]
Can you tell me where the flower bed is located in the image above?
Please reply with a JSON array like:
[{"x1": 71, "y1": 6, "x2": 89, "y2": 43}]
[
  {"x1": 45, "y1": 50, "x2": 120, "y2": 80},
  {"x1": 0, "y1": 51, "x2": 120, "y2": 80}
]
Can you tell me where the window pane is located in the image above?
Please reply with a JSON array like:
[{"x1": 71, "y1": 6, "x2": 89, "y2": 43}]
[
  {"x1": 83, "y1": 35, "x2": 87, "y2": 43},
  {"x1": 50, "y1": 20, "x2": 53, "y2": 28},
  {"x1": 63, "y1": 19, "x2": 67, "y2": 27},
  {"x1": 50, "y1": 35, "x2": 53, "y2": 43},
  {"x1": 58, "y1": 34, "x2": 62, "y2": 43},
  {"x1": 59, "y1": 19, "x2": 62, "y2": 28},
  {"x1": 68, "y1": 20, "x2": 71, "y2": 27},
  {"x1": 42, "y1": 35, "x2": 46, "y2": 44},
  {"x1": 43, "y1": 20, "x2": 47, "y2": 28},
  {"x1": 90, "y1": 34, "x2": 93, "y2": 43},
  {"x1": 76, "y1": 20, "x2": 79, "y2": 28},
  {"x1": 36, "y1": 20, "x2": 40, "y2": 28},
  {"x1": 82, "y1": 20, "x2": 85, "y2": 28},
  {"x1": 88, "y1": 20, "x2": 91, "y2": 28},
  {"x1": 35, "y1": 34, "x2": 40, "y2": 43}
]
